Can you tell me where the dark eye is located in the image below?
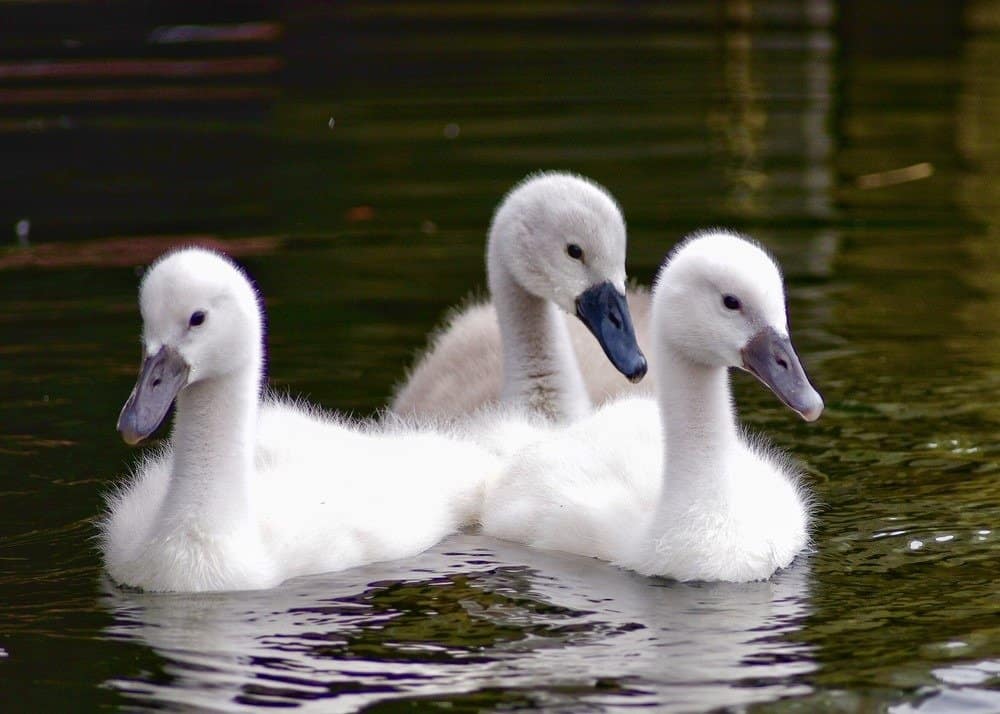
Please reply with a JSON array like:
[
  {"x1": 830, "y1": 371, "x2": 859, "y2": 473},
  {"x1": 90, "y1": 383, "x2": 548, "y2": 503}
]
[
  {"x1": 567, "y1": 243, "x2": 584, "y2": 260},
  {"x1": 189, "y1": 310, "x2": 206, "y2": 327},
  {"x1": 723, "y1": 295, "x2": 741, "y2": 310}
]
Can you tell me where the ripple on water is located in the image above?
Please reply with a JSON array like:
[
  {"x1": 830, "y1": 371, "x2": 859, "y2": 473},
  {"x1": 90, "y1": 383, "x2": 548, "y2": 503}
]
[{"x1": 100, "y1": 536, "x2": 817, "y2": 712}]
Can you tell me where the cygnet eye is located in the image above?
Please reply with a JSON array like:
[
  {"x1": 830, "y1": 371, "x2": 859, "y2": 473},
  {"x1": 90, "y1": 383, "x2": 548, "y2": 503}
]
[
  {"x1": 722, "y1": 295, "x2": 741, "y2": 311},
  {"x1": 567, "y1": 243, "x2": 584, "y2": 260},
  {"x1": 189, "y1": 310, "x2": 207, "y2": 327}
]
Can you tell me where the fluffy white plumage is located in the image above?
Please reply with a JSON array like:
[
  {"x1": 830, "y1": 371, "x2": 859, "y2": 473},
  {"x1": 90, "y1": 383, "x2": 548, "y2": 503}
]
[
  {"x1": 391, "y1": 171, "x2": 647, "y2": 423},
  {"x1": 481, "y1": 230, "x2": 823, "y2": 583},
  {"x1": 101, "y1": 248, "x2": 499, "y2": 593}
]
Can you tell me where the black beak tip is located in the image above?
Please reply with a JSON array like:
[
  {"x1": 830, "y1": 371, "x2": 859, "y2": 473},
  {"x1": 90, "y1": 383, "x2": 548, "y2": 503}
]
[{"x1": 626, "y1": 355, "x2": 648, "y2": 383}]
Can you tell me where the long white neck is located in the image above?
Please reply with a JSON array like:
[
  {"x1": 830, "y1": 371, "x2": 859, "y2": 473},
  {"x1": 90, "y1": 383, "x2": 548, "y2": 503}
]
[
  {"x1": 489, "y1": 257, "x2": 590, "y2": 422},
  {"x1": 161, "y1": 361, "x2": 260, "y2": 535},
  {"x1": 654, "y1": 344, "x2": 740, "y2": 506}
]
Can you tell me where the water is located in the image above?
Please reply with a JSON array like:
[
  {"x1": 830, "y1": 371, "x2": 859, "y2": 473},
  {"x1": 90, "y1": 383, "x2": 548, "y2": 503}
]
[{"x1": 1, "y1": 2, "x2": 997, "y2": 711}]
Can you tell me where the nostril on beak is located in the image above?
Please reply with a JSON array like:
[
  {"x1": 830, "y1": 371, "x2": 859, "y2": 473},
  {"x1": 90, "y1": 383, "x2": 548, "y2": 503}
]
[
  {"x1": 608, "y1": 311, "x2": 622, "y2": 329},
  {"x1": 152, "y1": 378, "x2": 162, "y2": 387},
  {"x1": 775, "y1": 355, "x2": 788, "y2": 370}
]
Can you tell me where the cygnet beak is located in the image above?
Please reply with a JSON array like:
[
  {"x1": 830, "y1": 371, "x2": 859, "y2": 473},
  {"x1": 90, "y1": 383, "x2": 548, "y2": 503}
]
[
  {"x1": 574, "y1": 281, "x2": 648, "y2": 383},
  {"x1": 740, "y1": 327, "x2": 824, "y2": 422},
  {"x1": 117, "y1": 345, "x2": 190, "y2": 445}
]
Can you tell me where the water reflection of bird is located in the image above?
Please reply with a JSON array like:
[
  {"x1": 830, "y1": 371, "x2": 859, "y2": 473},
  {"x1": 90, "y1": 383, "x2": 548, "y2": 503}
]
[
  {"x1": 101, "y1": 534, "x2": 815, "y2": 712},
  {"x1": 101, "y1": 248, "x2": 499, "y2": 592},
  {"x1": 482, "y1": 231, "x2": 823, "y2": 582},
  {"x1": 391, "y1": 172, "x2": 648, "y2": 423}
]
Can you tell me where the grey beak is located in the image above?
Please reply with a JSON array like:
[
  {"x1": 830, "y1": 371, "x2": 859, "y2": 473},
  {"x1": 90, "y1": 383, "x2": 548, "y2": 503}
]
[
  {"x1": 740, "y1": 327, "x2": 824, "y2": 422},
  {"x1": 117, "y1": 346, "x2": 190, "y2": 445},
  {"x1": 574, "y1": 281, "x2": 648, "y2": 383}
]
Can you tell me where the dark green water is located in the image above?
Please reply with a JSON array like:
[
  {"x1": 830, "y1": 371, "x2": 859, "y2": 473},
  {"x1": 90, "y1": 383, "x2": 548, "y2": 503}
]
[{"x1": 1, "y1": 3, "x2": 997, "y2": 712}]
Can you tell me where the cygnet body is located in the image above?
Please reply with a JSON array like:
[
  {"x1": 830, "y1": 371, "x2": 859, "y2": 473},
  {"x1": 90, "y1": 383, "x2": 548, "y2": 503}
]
[
  {"x1": 102, "y1": 248, "x2": 499, "y2": 592},
  {"x1": 391, "y1": 172, "x2": 647, "y2": 423},
  {"x1": 482, "y1": 230, "x2": 823, "y2": 582}
]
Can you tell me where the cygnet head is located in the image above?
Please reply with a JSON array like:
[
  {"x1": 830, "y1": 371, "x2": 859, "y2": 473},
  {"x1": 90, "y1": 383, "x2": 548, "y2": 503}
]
[
  {"x1": 117, "y1": 247, "x2": 263, "y2": 444},
  {"x1": 488, "y1": 171, "x2": 647, "y2": 382},
  {"x1": 652, "y1": 230, "x2": 824, "y2": 421}
]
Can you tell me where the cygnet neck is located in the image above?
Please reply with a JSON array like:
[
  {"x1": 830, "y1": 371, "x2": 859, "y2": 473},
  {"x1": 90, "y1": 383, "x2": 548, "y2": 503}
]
[
  {"x1": 655, "y1": 343, "x2": 740, "y2": 498},
  {"x1": 489, "y1": 255, "x2": 590, "y2": 422},
  {"x1": 163, "y1": 360, "x2": 260, "y2": 534}
]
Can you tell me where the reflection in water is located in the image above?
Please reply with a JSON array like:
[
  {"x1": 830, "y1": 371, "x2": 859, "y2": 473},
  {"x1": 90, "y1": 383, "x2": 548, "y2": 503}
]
[
  {"x1": 957, "y1": 4, "x2": 1000, "y2": 371},
  {"x1": 102, "y1": 536, "x2": 815, "y2": 712},
  {"x1": 708, "y1": 0, "x2": 835, "y2": 220},
  {"x1": 709, "y1": 22, "x2": 767, "y2": 216}
]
